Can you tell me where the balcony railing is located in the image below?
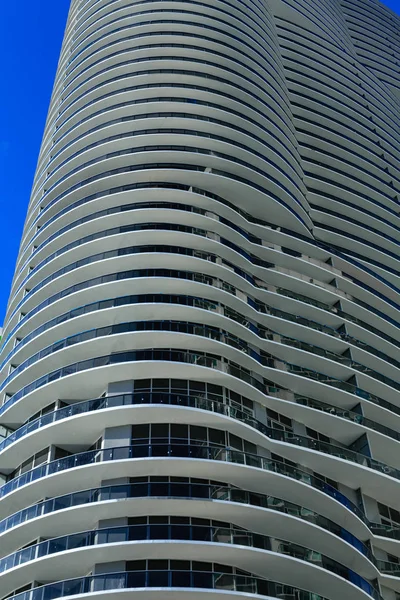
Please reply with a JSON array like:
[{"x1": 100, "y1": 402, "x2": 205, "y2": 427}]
[
  {"x1": 0, "y1": 443, "x2": 363, "y2": 521},
  {"x1": 1, "y1": 392, "x2": 398, "y2": 510},
  {"x1": 0, "y1": 481, "x2": 371, "y2": 559},
  {"x1": 3, "y1": 569, "x2": 331, "y2": 600},
  {"x1": 295, "y1": 396, "x2": 400, "y2": 442},
  {"x1": 0, "y1": 524, "x2": 379, "y2": 598}
]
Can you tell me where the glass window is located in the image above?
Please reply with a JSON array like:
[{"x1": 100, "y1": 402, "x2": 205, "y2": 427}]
[
  {"x1": 34, "y1": 448, "x2": 50, "y2": 466},
  {"x1": 378, "y1": 502, "x2": 400, "y2": 526},
  {"x1": 127, "y1": 560, "x2": 146, "y2": 571},
  {"x1": 267, "y1": 408, "x2": 292, "y2": 431},
  {"x1": 229, "y1": 434, "x2": 243, "y2": 450},
  {"x1": 153, "y1": 379, "x2": 170, "y2": 390},
  {"x1": 243, "y1": 440, "x2": 257, "y2": 454},
  {"x1": 190, "y1": 426, "x2": 207, "y2": 443},
  {"x1": 171, "y1": 560, "x2": 191, "y2": 570},
  {"x1": 209, "y1": 429, "x2": 225, "y2": 446},
  {"x1": 132, "y1": 424, "x2": 149, "y2": 441},
  {"x1": 170, "y1": 424, "x2": 188, "y2": 441},
  {"x1": 148, "y1": 559, "x2": 168, "y2": 570},
  {"x1": 134, "y1": 380, "x2": 151, "y2": 390},
  {"x1": 306, "y1": 427, "x2": 330, "y2": 443},
  {"x1": 189, "y1": 381, "x2": 206, "y2": 392},
  {"x1": 171, "y1": 379, "x2": 187, "y2": 390},
  {"x1": 151, "y1": 424, "x2": 169, "y2": 439}
]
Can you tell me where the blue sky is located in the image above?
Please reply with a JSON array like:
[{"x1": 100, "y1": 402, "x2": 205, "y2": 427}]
[
  {"x1": 0, "y1": 0, "x2": 399, "y2": 325},
  {"x1": 1, "y1": 1, "x2": 70, "y2": 325}
]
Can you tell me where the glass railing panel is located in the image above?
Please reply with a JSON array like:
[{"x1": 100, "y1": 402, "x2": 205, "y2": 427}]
[
  {"x1": 0, "y1": 442, "x2": 364, "y2": 520},
  {"x1": 0, "y1": 525, "x2": 378, "y2": 596},
  {"x1": 4, "y1": 570, "x2": 334, "y2": 600},
  {"x1": 376, "y1": 560, "x2": 400, "y2": 576},
  {"x1": 295, "y1": 396, "x2": 400, "y2": 441}
]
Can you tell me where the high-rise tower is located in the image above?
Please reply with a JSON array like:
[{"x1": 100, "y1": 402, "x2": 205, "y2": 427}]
[{"x1": 0, "y1": 1, "x2": 400, "y2": 599}]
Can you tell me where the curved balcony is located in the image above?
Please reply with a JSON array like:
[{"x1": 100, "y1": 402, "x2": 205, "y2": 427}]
[
  {"x1": 0, "y1": 522, "x2": 379, "y2": 598},
  {"x1": 69, "y1": 4, "x2": 275, "y2": 62},
  {"x1": 377, "y1": 559, "x2": 400, "y2": 576},
  {"x1": 4, "y1": 275, "x2": 400, "y2": 389},
  {"x1": 3, "y1": 326, "x2": 399, "y2": 434},
  {"x1": 295, "y1": 396, "x2": 400, "y2": 443},
  {"x1": 55, "y1": 69, "x2": 295, "y2": 158},
  {"x1": 371, "y1": 523, "x2": 400, "y2": 541},
  {"x1": 0, "y1": 288, "x2": 263, "y2": 375},
  {"x1": 1, "y1": 389, "x2": 400, "y2": 499},
  {"x1": 30, "y1": 148, "x2": 307, "y2": 231},
  {"x1": 36, "y1": 126, "x2": 299, "y2": 209},
  {"x1": 6, "y1": 177, "x2": 397, "y2": 352},
  {"x1": 67, "y1": 7, "x2": 278, "y2": 71},
  {"x1": 0, "y1": 349, "x2": 269, "y2": 418},
  {"x1": 0, "y1": 568, "x2": 332, "y2": 600},
  {"x1": 64, "y1": 43, "x2": 278, "y2": 105},
  {"x1": 8, "y1": 241, "x2": 221, "y2": 320},
  {"x1": 4, "y1": 288, "x2": 400, "y2": 400},
  {"x1": 0, "y1": 480, "x2": 371, "y2": 561},
  {"x1": 45, "y1": 111, "x2": 294, "y2": 197},
  {"x1": 44, "y1": 110, "x2": 297, "y2": 190},
  {"x1": 0, "y1": 392, "x2": 262, "y2": 453},
  {"x1": 60, "y1": 36, "x2": 286, "y2": 103},
  {"x1": 0, "y1": 320, "x2": 255, "y2": 392},
  {"x1": 0, "y1": 370, "x2": 400, "y2": 497},
  {"x1": 4, "y1": 257, "x2": 399, "y2": 386},
  {"x1": 285, "y1": 362, "x2": 398, "y2": 417},
  {"x1": 280, "y1": 337, "x2": 400, "y2": 394},
  {"x1": 2, "y1": 265, "x2": 245, "y2": 349},
  {"x1": 0, "y1": 442, "x2": 364, "y2": 522},
  {"x1": 277, "y1": 285, "x2": 400, "y2": 351}
]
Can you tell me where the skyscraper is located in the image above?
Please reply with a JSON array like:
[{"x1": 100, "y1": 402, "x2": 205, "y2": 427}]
[{"x1": 0, "y1": 0, "x2": 399, "y2": 599}]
